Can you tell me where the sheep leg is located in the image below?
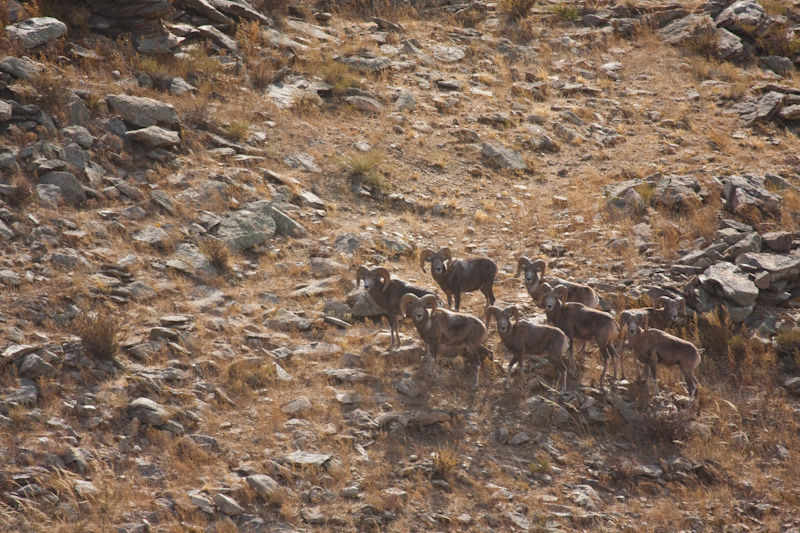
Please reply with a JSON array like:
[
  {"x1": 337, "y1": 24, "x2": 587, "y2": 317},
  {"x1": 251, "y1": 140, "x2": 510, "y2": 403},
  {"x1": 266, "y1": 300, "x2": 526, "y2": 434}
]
[
  {"x1": 505, "y1": 352, "x2": 520, "y2": 390},
  {"x1": 454, "y1": 292, "x2": 461, "y2": 312},
  {"x1": 597, "y1": 340, "x2": 613, "y2": 382},
  {"x1": 482, "y1": 285, "x2": 496, "y2": 308},
  {"x1": 446, "y1": 293, "x2": 453, "y2": 310},
  {"x1": 607, "y1": 342, "x2": 620, "y2": 382},
  {"x1": 426, "y1": 343, "x2": 439, "y2": 377},
  {"x1": 469, "y1": 349, "x2": 481, "y2": 390},
  {"x1": 388, "y1": 314, "x2": 397, "y2": 349},
  {"x1": 682, "y1": 367, "x2": 698, "y2": 399},
  {"x1": 567, "y1": 336, "x2": 576, "y2": 374}
]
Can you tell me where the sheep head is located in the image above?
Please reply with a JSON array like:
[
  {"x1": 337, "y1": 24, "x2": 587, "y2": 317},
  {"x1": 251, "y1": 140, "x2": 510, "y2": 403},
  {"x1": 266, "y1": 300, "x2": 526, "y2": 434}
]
[
  {"x1": 517, "y1": 256, "x2": 546, "y2": 286},
  {"x1": 629, "y1": 312, "x2": 649, "y2": 337},
  {"x1": 403, "y1": 293, "x2": 436, "y2": 323},
  {"x1": 542, "y1": 283, "x2": 567, "y2": 312},
  {"x1": 360, "y1": 266, "x2": 391, "y2": 292},
  {"x1": 657, "y1": 296, "x2": 687, "y2": 324}
]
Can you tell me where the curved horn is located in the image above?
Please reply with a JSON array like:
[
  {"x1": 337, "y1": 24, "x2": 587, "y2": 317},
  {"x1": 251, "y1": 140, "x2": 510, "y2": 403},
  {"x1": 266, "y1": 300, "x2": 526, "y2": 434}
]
[
  {"x1": 374, "y1": 267, "x2": 391, "y2": 292},
  {"x1": 439, "y1": 247, "x2": 453, "y2": 268},
  {"x1": 419, "y1": 248, "x2": 435, "y2": 272},
  {"x1": 484, "y1": 305, "x2": 501, "y2": 326},
  {"x1": 516, "y1": 256, "x2": 531, "y2": 277},
  {"x1": 401, "y1": 293, "x2": 419, "y2": 318},
  {"x1": 532, "y1": 259, "x2": 546, "y2": 274},
  {"x1": 356, "y1": 265, "x2": 369, "y2": 287},
  {"x1": 555, "y1": 284, "x2": 568, "y2": 302},
  {"x1": 642, "y1": 313, "x2": 649, "y2": 331},
  {"x1": 421, "y1": 294, "x2": 438, "y2": 314},
  {"x1": 507, "y1": 306, "x2": 520, "y2": 323},
  {"x1": 655, "y1": 296, "x2": 670, "y2": 309}
]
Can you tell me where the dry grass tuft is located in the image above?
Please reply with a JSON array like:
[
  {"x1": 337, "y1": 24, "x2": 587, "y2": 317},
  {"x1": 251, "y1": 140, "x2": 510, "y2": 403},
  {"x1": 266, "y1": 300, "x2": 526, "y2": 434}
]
[
  {"x1": 498, "y1": 0, "x2": 538, "y2": 21},
  {"x1": 200, "y1": 237, "x2": 231, "y2": 274},
  {"x1": 431, "y1": 446, "x2": 459, "y2": 480},
  {"x1": 72, "y1": 311, "x2": 121, "y2": 361},
  {"x1": 3, "y1": 173, "x2": 34, "y2": 208}
]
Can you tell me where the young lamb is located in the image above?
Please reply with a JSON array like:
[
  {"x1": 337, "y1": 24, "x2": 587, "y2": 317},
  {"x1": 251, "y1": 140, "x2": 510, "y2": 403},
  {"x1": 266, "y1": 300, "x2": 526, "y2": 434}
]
[
  {"x1": 419, "y1": 247, "x2": 497, "y2": 312},
  {"x1": 356, "y1": 266, "x2": 437, "y2": 349},
  {"x1": 626, "y1": 313, "x2": 701, "y2": 399},
  {"x1": 540, "y1": 283, "x2": 621, "y2": 382},
  {"x1": 485, "y1": 305, "x2": 569, "y2": 391},
  {"x1": 516, "y1": 256, "x2": 600, "y2": 308},
  {"x1": 401, "y1": 293, "x2": 493, "y2": 389}
]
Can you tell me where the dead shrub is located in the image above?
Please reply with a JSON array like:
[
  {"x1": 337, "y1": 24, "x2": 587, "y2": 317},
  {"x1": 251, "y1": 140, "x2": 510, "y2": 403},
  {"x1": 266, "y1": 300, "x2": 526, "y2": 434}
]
[
  {"x1": 73, "y1": 311, "x2": 120, "y2": 361},
  {"x1": 200, "y1": 237, "x2": 231, "y2": 274},
  {"x1": 498, "y1": 0, "x2": 538, "y2": 21},
  {"x1": 3, "y1": 173, "x2": 34, "y2": 208},
  {"x1": 431, "y1": 446, "x2": 459, "y2": 480},
  {"x1": 24, "y1": 72, "x2": 71, "y2": 119},
  {"x1": 634, "y1": 405, "x2": 694, "y2": 444}
]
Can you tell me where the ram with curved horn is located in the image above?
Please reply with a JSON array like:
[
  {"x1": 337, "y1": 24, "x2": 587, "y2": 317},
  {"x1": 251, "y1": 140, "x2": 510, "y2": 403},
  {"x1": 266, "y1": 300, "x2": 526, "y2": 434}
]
[
  {"x1": 420, "y1": 246, "x2": 497, "y2": 312},
  {"x1": 516, "y1": 256, "x2": 600, "y2": 309},
  {"x1": 356, "y1": 266, "x2": 438, "y2": 349},
  {"x1": 402, "y1": 293, "x2": 493, "y2": 389},
  {"x1": 626, "y1": 312, "x2": 701, "y2": 399},
  {"x1": 540, "y1": 283, "x2": 621, "y2": 382},
  {"x1": 617, "y1": 295, "x2": 687, "y2": 378},
  {"x1": 485, "y1": 305, "x2": 569, "y2": 391}
]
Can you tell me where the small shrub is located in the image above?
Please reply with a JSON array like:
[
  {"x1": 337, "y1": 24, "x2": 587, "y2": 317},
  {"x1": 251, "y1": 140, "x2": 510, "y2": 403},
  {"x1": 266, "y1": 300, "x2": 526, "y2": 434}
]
[
  {"x1": 552, "y1": 4, "x2": 580, "y2": 21},
  {"x1": 247, "y1": 58, "x2": 275, "y2": 90},
  {"x1": 431, "y1": 447, "x2": 459, "y2": 480},
  {"x1": 303, "y1": 60, "x2": 361, "y2": 97},
  {"x1": 200, "y1": 237, "x2": 231, "y2": 273},
  {"x1": 24, "y1": 72, "x2": 71, "y2": 119},
  {"x1": 341, "y1": 149, "x2": 383, "y2": 178},
  {"x1": 684, "y1": 31, "x2": 720, "y2": 60},
  {"x1": 222, "y1": 120, "x2": 250, "y2": 141},
  {"x1": 3, "y1": 174, "x2": 33, "y2": 208},
  {"x1": 636, "y1": 406, "x2": 694, "y2": 444},
  {"x1": 498, "y1": 0, "x2": 538, "y2": 21},
  {"x1": 73, "y1": 311, "x2": 120, "y2": 361},
  {"x1": 635, "y1": 181, "x2": 656, "y2": 205},
  {"x1": 182, "y1": 99, "x2": 220, "y2": 132}
]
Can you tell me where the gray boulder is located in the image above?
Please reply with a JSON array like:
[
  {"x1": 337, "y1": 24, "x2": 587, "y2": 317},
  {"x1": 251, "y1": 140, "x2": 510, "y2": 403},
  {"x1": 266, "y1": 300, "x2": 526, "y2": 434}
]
[
  {"x1": 247, "y1": 474, "x2": 281, "y2": 501},
  {"x1": 0, "y1": 56, "x2": 44, "y2": 79},
  {"x1": 481, "y1": 142, "x2": 527, "y2": 171},
  {"x1": 106, "y1": 94, "x2": 180, "y2": 129},
  {"x1": 345, "y1": 95, "x2": 383, "y2": 114},
  {"x1": 699, "y1": 261, "x2": 759, "y2": 307},
  {"x1": 125, "y1": 126, "x2": 181, "y2": 148},
  {"x1": 132, "y1": 226, "x2": 171, "y2": 249},
  {"x1": 741, "y1": 91, "x2": 784, "y2": 124},
  {"x1": 715, "y1": 0, "x2": 764, "y2": 34},
  {"x1": 722, "y1": 174, "x2": 782, "y2": 217},
  {"x1": 38, "y1": 171, "x2": 86, "y2": 207},
  {"x1": 394, "y1": 89, "x2": 415, "y2": 111},
  {"x1": 759, "y1": 55, "x2": 794, "y2": 76},
  {"x1": 0, "y1": 100, "x2": 11, "y2": 122},
  {"x1": 4, "y1": 16, "x2": 67, "y2": 49},
  {"x1": 36, "y1": 183, "x2": 62, "y2": 208},
  {"x1": 61, "y1": 125, "x2": 95, "y2": 148},
  {"x1": 245, "y1": 199, "x2": 307, "y2": 238},
  {"x1": 736, "y1": 252, "x2": 800, "y2": 283},
  {"x1": 215, "y1": 209, "x2": 276, "y2": 252},
  {"x1": 128, "y1": 397, "x2": 168, "y2": 426}
]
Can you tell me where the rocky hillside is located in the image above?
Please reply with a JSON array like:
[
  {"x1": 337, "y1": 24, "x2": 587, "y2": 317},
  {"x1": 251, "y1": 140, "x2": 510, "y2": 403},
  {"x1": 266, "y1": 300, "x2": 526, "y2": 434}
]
[{"x1": 2, "y1": 0, "x2": 800, "y2": 531}]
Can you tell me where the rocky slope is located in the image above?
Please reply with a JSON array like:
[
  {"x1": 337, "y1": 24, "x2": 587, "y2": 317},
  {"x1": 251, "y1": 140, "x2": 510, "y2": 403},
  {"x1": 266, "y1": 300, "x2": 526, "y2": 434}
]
[{"x1": 1, "y1": 0, "x2": 800, "y2": 531}]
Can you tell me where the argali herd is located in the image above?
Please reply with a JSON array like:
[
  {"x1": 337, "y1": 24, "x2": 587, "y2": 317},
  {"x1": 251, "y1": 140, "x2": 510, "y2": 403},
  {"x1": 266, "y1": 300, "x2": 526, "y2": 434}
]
[{"x1": 356, "y1": 247, "x2": 701, "y2": 399}]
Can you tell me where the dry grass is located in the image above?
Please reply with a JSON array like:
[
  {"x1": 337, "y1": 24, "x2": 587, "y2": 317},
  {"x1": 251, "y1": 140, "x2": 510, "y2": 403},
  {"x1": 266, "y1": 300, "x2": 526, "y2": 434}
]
[
  {"x1": 72, "y1": 310, "x2": 121, "y2": 361},
  {"x1": 200, "y1": 237, "x2": 231, "y2": 273}
]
